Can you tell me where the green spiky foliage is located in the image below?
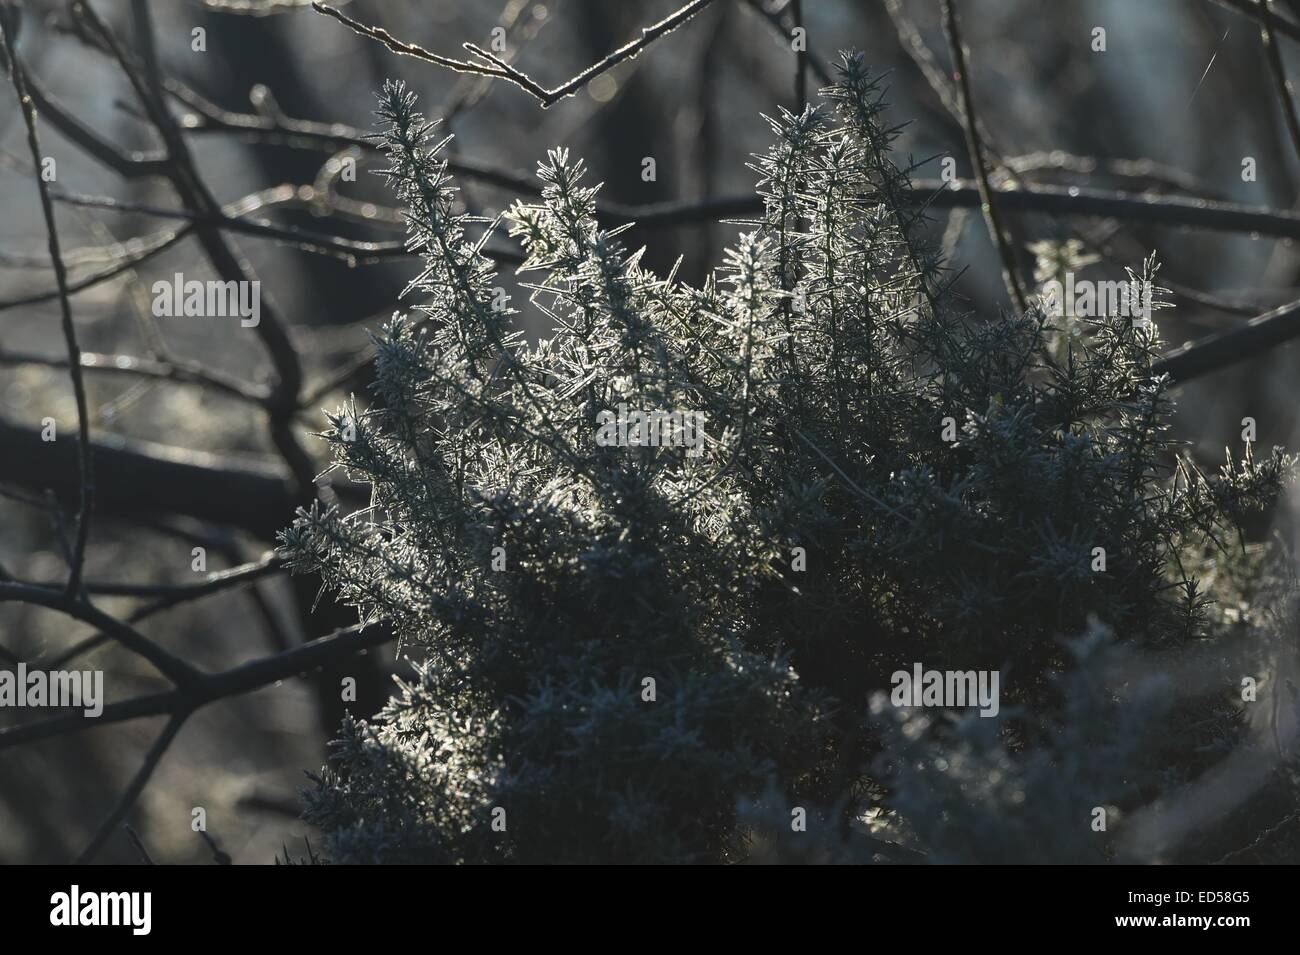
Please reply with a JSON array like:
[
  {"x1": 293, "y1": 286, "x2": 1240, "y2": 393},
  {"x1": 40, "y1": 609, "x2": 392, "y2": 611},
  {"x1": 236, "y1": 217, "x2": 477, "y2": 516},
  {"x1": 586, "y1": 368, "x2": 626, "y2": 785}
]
[{"x1": 279, "y1": 55, "x2": 1296, "y2": 864}]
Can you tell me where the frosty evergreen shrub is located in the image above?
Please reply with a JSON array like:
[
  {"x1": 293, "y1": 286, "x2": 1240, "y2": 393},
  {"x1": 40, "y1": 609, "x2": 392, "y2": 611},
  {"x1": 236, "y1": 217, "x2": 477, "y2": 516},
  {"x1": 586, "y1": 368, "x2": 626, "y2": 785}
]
[{"x1": 279, "y1": 54, "x2": 1296, "y2": 864}]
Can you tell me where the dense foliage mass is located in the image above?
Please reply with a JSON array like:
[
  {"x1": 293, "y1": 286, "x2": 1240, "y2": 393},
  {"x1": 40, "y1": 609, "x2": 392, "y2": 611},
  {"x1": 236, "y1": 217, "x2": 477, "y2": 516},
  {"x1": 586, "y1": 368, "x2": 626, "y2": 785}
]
[{"x1": 279, "y1": 55, "x2": 1297, "y2": 863}]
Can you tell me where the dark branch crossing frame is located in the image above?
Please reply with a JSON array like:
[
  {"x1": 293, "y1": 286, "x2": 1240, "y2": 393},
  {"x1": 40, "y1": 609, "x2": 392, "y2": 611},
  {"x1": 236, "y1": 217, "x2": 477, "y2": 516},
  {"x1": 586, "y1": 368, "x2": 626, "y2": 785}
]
[{"x1": 2, "y1": 0, "x2": 1300, "y2": 863}]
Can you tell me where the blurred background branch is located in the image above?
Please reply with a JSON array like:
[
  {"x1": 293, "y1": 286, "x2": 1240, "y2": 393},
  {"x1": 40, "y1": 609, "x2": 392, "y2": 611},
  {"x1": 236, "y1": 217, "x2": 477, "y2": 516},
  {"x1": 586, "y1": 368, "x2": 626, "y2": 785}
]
[{"x1": 3, "y1": 0, "x2": 1300, "y2": 863}]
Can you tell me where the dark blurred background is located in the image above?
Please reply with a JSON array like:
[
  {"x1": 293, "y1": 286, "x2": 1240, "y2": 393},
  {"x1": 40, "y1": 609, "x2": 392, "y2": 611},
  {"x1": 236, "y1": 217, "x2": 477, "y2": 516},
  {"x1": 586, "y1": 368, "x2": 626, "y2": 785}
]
[{"x1": 3, "y1": 0, "x2": 1299, "y2": 863}]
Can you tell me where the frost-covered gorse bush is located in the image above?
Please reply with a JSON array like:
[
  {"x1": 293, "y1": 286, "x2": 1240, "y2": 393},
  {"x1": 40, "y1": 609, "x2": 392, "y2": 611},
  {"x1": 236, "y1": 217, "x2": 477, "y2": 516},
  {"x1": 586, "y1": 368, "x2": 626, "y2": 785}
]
[{"x1": 279, "y1": 54, "x2": 1296, "y2": 864}]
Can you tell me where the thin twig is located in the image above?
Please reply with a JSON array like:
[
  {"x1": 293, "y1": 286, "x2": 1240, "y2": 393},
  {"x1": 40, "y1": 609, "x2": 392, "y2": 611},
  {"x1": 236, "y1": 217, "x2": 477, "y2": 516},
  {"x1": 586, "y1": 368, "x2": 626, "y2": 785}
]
[
  {"x1": 1211, "y1": 0, "x2": 1300, "y2": 43},
  {"x1": 84, "y1": 554, "x2": 283, "y2": 599},
  {"x1": 1153, "y1": 293, "x2": 1300, "y2": 382},
  {"x1": 2, "y1": 10, "x2": 94, "y2": 596},
  {"x1": 50, "y1": 188, "x2": 408, "y2": 263},
  {"x1": 77, "y1": 0, "x2": 314, "y2": 500},
  {"x1": 48, "y1": 186, "x2": 525, "y2": 266},
  {"x1": 74, "y1": 713, "x2": 187, "y2": 864},
  {"x1": 198, "y1": 829, "x2": 233, "y2": 864},
  {"x1": 440, "y1": 0, "x2": 548, "y2": 124},
  {"x1": 311, "y1": 2, "x2": 512, "y2": 81},
  {"x1": 601, "y1": 176, "x2": 1300, "y2": 240},
  {"x1": 940, "y1": 0, "x2": 1028, "y2": 314},
  {"x1": 312, "y1": 0, "x2": 718, "y2": 108},
  {"x1": 794, "y1": 429, "x2": 913, "y2": 525},
  {"x1": 202, "y1": 0, "x2": 337, "y2": 15},
  {"x1": 124, "y1": 824, "x2": 155, "y2": 864},
  {"x1": 1260, "y1": 0, "x2": 1300, "y2": 161},
  {"x1": 792, "y1": 0, "x2": 807, "y2": 110},
  {"x1": 44, "y1": 554, "x2": 286, "y2": 669},
  {"x1": 739, "y1": 0, "x2": 832, "y2": 85},
  {"x1": 0, "y1": 620, "x2": 395, "y2": 751},
  {"x1": 0, "y1": 346, "x2": 269, "y2": 405},
  {"x1": 0, "y1": 580, "x2": 200, "y2": 685},
  {"x1": 0, "y1": 225, "x2": 191, "y2": 311},
  {"x1": 883, "y1": 0, "x2": 1002, "y2": 153},
  {"x1": 171, "y1": 76, "x2": 544, "y2": 194},
  {"x1": 915, "y1": 176, "x2": 1300, "y2": 237},
  {"x1": 22, "y1": 74, "x2": 170, "y2": 178},
  {"x1": 11, "y1": 175, "x2": 1300, "y2": 336}
]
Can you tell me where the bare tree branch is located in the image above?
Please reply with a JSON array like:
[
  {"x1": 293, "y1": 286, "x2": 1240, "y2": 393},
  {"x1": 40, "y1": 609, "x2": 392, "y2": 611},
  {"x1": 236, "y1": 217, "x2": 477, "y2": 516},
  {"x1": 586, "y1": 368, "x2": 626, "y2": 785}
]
[
  {"x1": 0, "y1": 620, "x2": 394, "y2": 752},
  {"x1": 0, "y1": 580, "x2": 199, "y2": 685},
  {"x1": 1260, "y1": 0, "x2": 1300, "y2": 161},
  {"x1": 2, "y1": 8, "x2": 95, "y2": 596},
  {"x1": 203, "y1": 0, "x2": 341, "y2": 15},
  {"x1": 940, "y1": 0, "x2": 1028, "y2": 314},
  {"x1": 74, "y1": 713, "x2": 187, "y2": 864},
  {"x1": 45, "y1": 554, "x2": 285, "y2": 670},
  {"x1": 22, "y1": 74, "x2": 170, "y2": 178},
  {"x1": 1211, "y1": 0, "x2": 1300, "y2": 43},
  {"x1": 0, "y1": 417, "x2": 299, "y2": 539},
  {"x1": 171, "y1": 76, "x2": 545, "y2": 195},
  {"x1": 0, "y1": 345, "x2": 269, "y2": 405},
  {"x1": 0, "y1": 224, "x2": 191, "y2": 311},
  {"x1": 312, "y1": 0, "x2": 718, "y2": 108},
  {"x1": 48, "y1": 187, "x2": 526, "y2": 265},
  {"x1": 1153, "y1": 294, "x2": 1300, "y2": 383},
  {"x1": 739, "y1": 0, "x2": 832, "y2": 85},
  {"x1": 124, "y1": 824, "x2": 155, "y2": 864},
  {"x1": 72, "y1": 0, "x2": 315, "y2": 501},
  {"x1": 940, "y1": 175, "x2": 1300, "y2": 230},
  {"x1": 791, "y1": 0, "x2": 806, "y2": 110}
]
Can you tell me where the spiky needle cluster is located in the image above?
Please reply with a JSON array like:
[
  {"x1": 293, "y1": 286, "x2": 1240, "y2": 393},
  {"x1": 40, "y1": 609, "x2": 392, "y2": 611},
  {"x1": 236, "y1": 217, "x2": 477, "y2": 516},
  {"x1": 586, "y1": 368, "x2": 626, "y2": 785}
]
[{"x1": 279, "y1": 56, "x2": 1294, "y2": 864}]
